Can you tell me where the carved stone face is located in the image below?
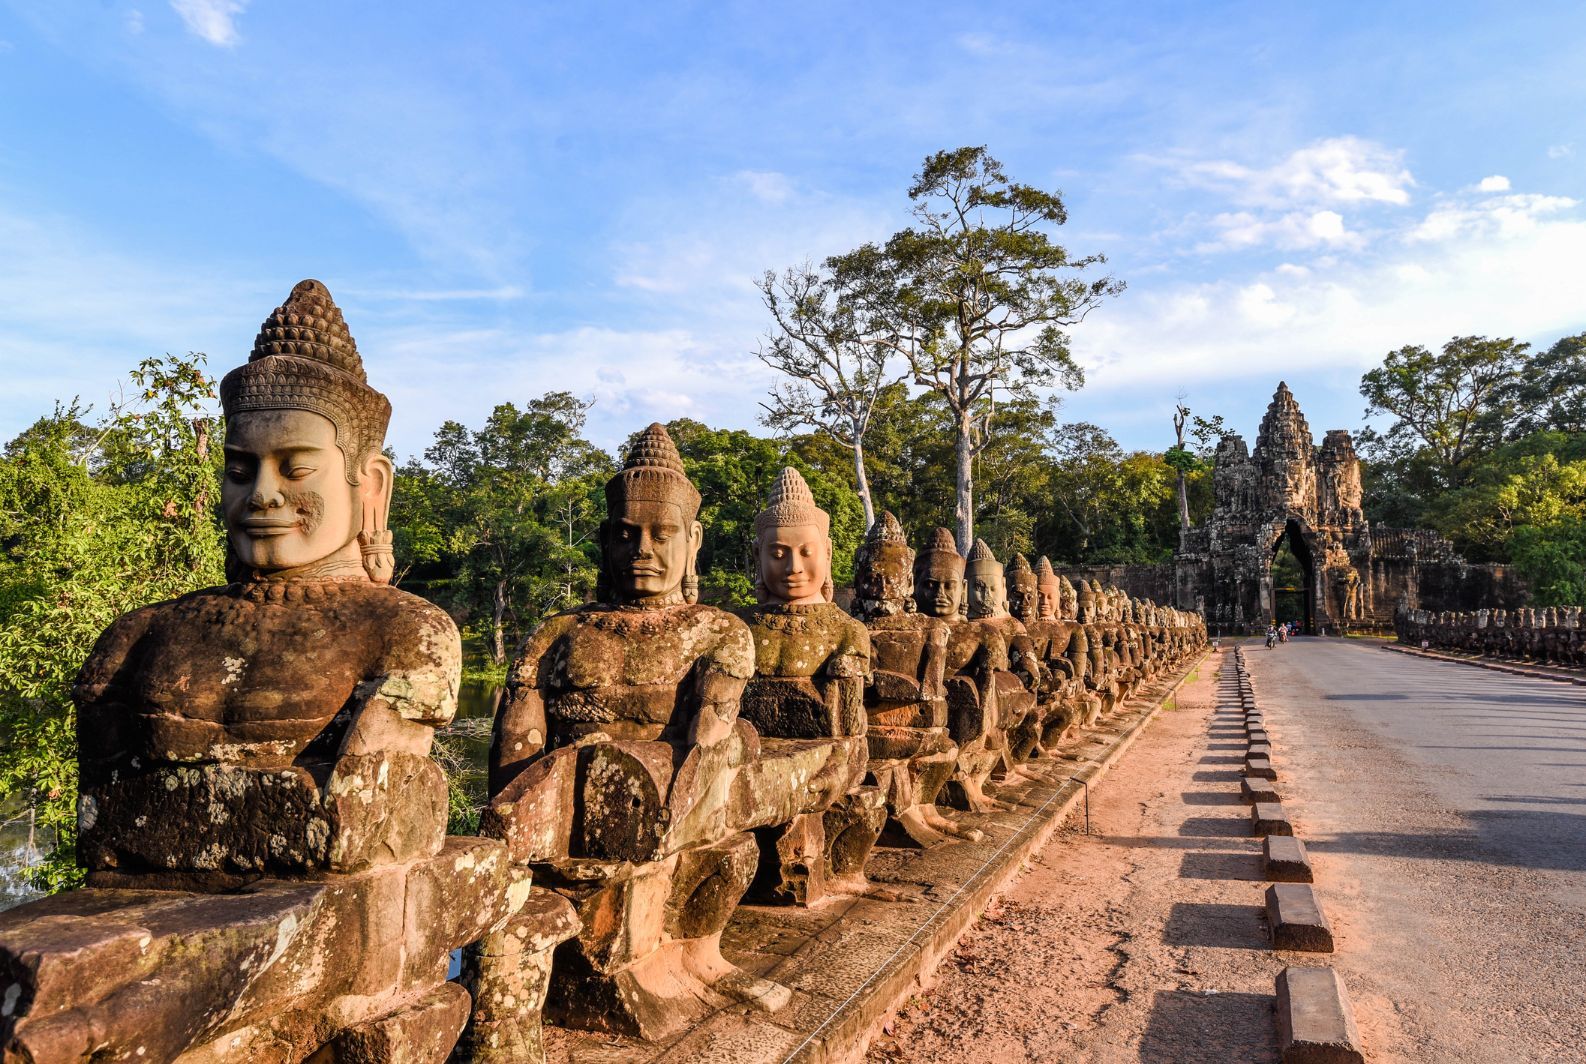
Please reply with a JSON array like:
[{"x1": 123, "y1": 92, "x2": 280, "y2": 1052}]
[
  {"x1": 757, "y1": 521, "x2": 830, "y2": 606},
  {"x1": 223, "y1": 409, "x2": 367, "y2": 573},
  {"x1": 1009, "y1": 572, "x2": 1039, "y2": 623},
  {"x1": 914, "y1": 557, "x2": 962, "y2": 619},
  {"x1": 966, "y1": 564, "x2": 1005, "y2": 620},
  {"x1": 604, "y1": 498, "x2": 702, "y2": 602},
  {"x1": 855, "y1": 543, "x2": 911, "y2": 612}
]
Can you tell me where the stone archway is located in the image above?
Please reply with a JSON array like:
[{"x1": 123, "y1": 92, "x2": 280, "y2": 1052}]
[{"x1": 1269, "y1": 517, "x2": 1317, "y2": 633}]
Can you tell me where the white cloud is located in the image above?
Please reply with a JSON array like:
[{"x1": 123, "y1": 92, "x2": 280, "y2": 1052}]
[
  {"x1": 1175, "y1": 136, "x2": 1414, "y2": 208},
  {"x1": 1072, "y1": 182, "x2": 1586, "y2": 395},
  {"x1": 1477, "y1": 175, "x2": 1511, "y2": 192},
  {"x1": 1548, "y1": 144, "x2": 1574, "y2": 160},
  {"x1": 125, "y1": 9, "x2": 145, "y2": 35},
  {"x1": 170, "y1": 0, "x2": 247, "y2": 47},
  {"x1": 733, "y1": 170, "x2": 796, "y2": 205},
  {"x1": 1200, "y1": 208, "x2": 1361, "y2": 252}
]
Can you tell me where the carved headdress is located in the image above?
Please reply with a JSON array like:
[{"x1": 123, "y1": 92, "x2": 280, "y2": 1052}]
[
  {"x1": 607, "y1": 423, "x2": 701, "y2": 520},
  {"x1": 754, "y1": 467, "x2": 833, "y2": 602},
  {"x1": 220, "y1": 280, "x2": 391, "y2": 484},
  {"x1": 1005, "y1": 552, "x2": 1034, "y2": 587},
  {"x1": 914, "y1": 527, "x2": 964, "y2": 576},
  {"x1": 853, "y1": 511, "x2": 914, "y2": 618},
  {"x1": 754, "y1": 467, "x2": 829, "y2": 535}
]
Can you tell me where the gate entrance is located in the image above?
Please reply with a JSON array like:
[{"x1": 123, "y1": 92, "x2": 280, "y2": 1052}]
[{"x1": 1270, "y1": 518, "x2": 1315, "y2": 633}]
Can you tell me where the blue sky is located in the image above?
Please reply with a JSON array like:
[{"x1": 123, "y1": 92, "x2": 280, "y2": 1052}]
[{"x1": 2, "y1": 1, "x2": 1584, "y2": 462}]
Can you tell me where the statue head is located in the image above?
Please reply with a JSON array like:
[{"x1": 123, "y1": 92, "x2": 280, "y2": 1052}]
[
  {"x1": 1058, "y1": 574, "x2": 1077, "y2": 621},
  {"x1": 1005, "y1": 553, "x2": 1037, "y2": 623},
  {"x1": 599, "y1": 423, "x2": 703, "y2": 606},
  {"x1": 965, "y1": 540, "x2": 1007, "y2": 620},
  {"x1": 1033, "y1": 557, "x2": 1060, "y2": 621},
  {"x1": 753, "y1": 467, "x2": 832, "y2": 605},
  {"x1": 913, "y1": 527, "x2": 964, "y2": 619},
  {"x1": 853, "y1": 511, "x2": 914, "y2": 618},
  {"x1": 220, "y1": 280, "x2": 394, "y2": 583},
  {"x1": 1075, "y1": 579, "x2": 1096, "y2": 624}
]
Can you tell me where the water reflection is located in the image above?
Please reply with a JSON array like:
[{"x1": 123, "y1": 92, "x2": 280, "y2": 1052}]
[{"x1": 0, "y1": 797, "x2": 45, "y2": 913}]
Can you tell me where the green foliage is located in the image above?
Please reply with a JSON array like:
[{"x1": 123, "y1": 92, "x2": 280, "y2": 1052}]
[
  {"x1": 392, "y1": 392, "x2": 612, "y2": 662},
  {"x1": 0, "y1": 354, "x2": 225, "y2": 890},
  {"x1": 1359, "y1": 331, "x2": 1586, "y2": 603}
]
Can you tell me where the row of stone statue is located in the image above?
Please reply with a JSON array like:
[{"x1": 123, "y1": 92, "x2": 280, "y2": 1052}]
[
  {"x1": 0, "y1": 281, "x2": 1203, "y2": 1064},
  {"x1": 1395, "y1": 605, "x2": 1585, "y2": 666}
]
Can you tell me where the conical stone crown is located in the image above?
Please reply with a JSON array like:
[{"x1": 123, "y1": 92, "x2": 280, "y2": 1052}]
[
  {"x1": 607, "y1": 422, "x2": 700, "y2": 518},
  {"x1": 251, "y1": 279, "x2": 365, "y2": 380},
  {"x1": 755, "y1": 466, "x2": 829, "y2": 534},
  {"x1": 866, "y1": 511, "x2": 907, "y2": 547}
]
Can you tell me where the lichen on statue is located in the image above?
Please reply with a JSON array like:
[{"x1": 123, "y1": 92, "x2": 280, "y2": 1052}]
[{"x1": 0, "y1": 281, "x2": 555, "y2": 1064}]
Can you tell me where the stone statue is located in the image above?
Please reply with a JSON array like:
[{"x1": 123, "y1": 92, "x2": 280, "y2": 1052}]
[
  {"x1": 914, "y1": 529, "x2": 1014, "y2": 812},
  {"x1": 482, "y1": 423, "x2": 793, "y2": 1041},
  {"x1": 735, "y1": 468, "x2": 885, "y2": 902},
  {"x1": 1077, "y1": 580, "x2": 1120, "y2": 719},
  {"x1": 851, "y1": 513, "x2": 980, "y2": 847},
  {"x1": 1, "y1": 280, "x2": 556, "y2": 1063},
  {"x1": 962, "y1": 541, "x2": 1045, "y2": 779},
  {"x1": 1008, "y1": 555, "x2": 1084, "y2": 750}
]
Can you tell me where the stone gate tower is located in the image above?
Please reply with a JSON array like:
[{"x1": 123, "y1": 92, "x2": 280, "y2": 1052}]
[{"x1": 1176, "y1": 383, "x2": 1373, "y2": 633}]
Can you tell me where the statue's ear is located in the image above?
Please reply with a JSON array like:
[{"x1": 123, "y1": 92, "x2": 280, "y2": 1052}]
[{"x1": 358, "y1": 451, "x2": 395, "y2": 535}]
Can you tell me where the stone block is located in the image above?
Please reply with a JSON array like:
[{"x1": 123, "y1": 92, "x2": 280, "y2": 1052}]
[
  {"x1": 1252, "y1": 801, "x2": 1293, "y2": 836},
  {"x1": 1246, "y1": 755, "x2": 1278, "y2": 779},
  {"x1": 1264, "y1": 835, "x2": 1314, "y2": 883},
  {"x1": 1242, "y1": 776, "x2": 1280, "y2": 804},
  {"x1": 1265, "y1": 883, "x2": 1334, "y2": 952},
  {"x1": 1248, "y1": 729, "x2": 1271, "y2": 745},
  {"x1": 1275, "y1": 965, "x2": 1365, "y2": 1063},
  {"x1": 1249, "y1": 742, "x2": 1273, "y2": 760}
]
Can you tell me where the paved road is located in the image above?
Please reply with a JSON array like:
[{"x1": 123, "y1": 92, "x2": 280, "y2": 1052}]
[{"x1": 1248, "y1": 638, "x2": 1586, "y2": 1063}]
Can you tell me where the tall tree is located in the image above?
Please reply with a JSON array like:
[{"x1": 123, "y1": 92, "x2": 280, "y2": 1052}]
[
  {"x1": 756, "y1": 262, "x2": 904, "y2": 529},
  {"x1": 832, "y1": 146, "x2": 1123, "y2": 552},
  {"x1": 1167, "y1": 397, "x2": 1193, "y2": 532},
  {"x1": 1359, "y1": 335, "x2": 1531, "y2": 489}
]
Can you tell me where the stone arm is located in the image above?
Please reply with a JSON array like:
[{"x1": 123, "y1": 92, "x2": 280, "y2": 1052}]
[
  {"x1": 820, "y1": 627, "x2": 872, "y2": 737},
  {"x1": 339, "y1": 599, "x2": 462, "y2": 761},
  {"x1": 1063, "y1": 628, "x2": 1088, "y2": 688},
  {"x1": 918, "y1": 624, "x2": 950, "y2": 700},
  {"x1": 72, "y1": 604, "x2": 159, "y2": 787},
  {"x1": 687, "y1": 619, "x2": 755, "y2": 747},
  {"x1": 1008, "y1": 630, "x2": 1044, "y2": 694},
  {"x1": 490, "y1": 617, "x2": 568, "y2": 794}
]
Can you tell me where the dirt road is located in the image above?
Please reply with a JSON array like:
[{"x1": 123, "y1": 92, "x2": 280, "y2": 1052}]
[{"x1": 870, "y1": 651, "x2": 1289, "y2": 1063}]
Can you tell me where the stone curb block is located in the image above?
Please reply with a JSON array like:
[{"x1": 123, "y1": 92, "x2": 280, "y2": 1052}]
[
  {"x1": 1242, "y1": 776, "x2": 1280, "y2": 804},
  {"x1": 1249, "y1": 729, "x2": 1271, "y2": 745},
  {"x1": 1246, "y1": 756, "x2": 1278, "y2": 780},
  {"x1": 1252, "y1": 801, "x2": 1293, "y2": 836},
  {"x1": 1249, "y1": 742, "x2": 1273, "y2": 759},
  {"x1": 1264, "y1": 835, "x2": 1313, "y2": 882},
  {"x1": 1266, "y1": 883, "x2": 1334, "y2": 952},
  {"x1": 1276, "y1": 966, "x2": 1366, "y2": 1063}
]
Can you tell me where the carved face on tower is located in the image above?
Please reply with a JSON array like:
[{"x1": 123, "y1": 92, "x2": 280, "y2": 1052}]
[
  {"x1": 601, "y1": 424, "x2": 704, "y2": 605},
  {"x1": 753, "y1": 467, "x2": 832, "y2": 605},
  {"x1": 853, "y1": 511, "x2": 914, "y2": 616},
  {"x1": 913, "y1": 528, "x2": 964, "y2": 619},
  {"x1": 219, "y1": 280, "x2": 394, "y2": 582},
  {"x1": 1005, "y1": 554, "x2": 1038, "y2": 623}
]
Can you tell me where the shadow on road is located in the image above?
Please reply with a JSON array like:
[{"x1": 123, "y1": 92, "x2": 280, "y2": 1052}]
[
  {"x1": 1177, "y1": 850, "x2": 1264, "y2": 882},
  {"x1": 1309, "y1": 809, "x2": 1586, "y2": 873},
  {"x1": 1139, "y1": 990, "x2": 1276, "y2": 1063}
]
